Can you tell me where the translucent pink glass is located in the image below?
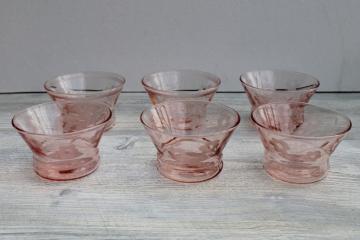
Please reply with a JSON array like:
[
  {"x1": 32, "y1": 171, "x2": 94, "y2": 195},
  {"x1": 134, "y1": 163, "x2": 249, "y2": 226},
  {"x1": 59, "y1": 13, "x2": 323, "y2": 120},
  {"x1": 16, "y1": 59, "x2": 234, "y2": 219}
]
[
  {"x1": 142, "y1": 70, "x2": 221, "y2": 104},
  {"x1": 12, "y1": 102, "x2": 112, "y2": 181},
  {"x1": 251, "y1": 102, "x2": 352, "y2": 184},
  {"x1": 44, "y1": 72, "x2": 125, "y2": 131},
  {"x1": 141, "y1": 100, "x2": 240, "y2": 183},
  {"x1": 240, "y1": 70, "x2": 320, "y2": 110}
]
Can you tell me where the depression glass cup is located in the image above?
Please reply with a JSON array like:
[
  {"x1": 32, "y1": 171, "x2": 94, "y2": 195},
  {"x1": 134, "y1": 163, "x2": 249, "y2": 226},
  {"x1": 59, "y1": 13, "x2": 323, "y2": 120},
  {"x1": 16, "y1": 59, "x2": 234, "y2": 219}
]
[
  {"x1": 141, "y1": 100, "x2": 240, "y2": 183},
  {"x1": 12, "y1": 102, "x2": 112, "y2": 180},
  {"x1": 240, "y1": 70, "x2": 320, "y2": 110},
  {"x1": 251, "y1": 102, "x2": 352, "y2": 184},
  {"x1": 142, "y1": 69, "x2": 221, "y2": 104},
  {"x1": 44, "y1": 72, "x2": 125, "y2": 131}
]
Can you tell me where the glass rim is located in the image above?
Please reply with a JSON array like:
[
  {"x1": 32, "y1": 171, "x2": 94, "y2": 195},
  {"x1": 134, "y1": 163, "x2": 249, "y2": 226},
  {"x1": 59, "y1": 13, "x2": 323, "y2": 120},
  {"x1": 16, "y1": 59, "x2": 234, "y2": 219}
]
[
  {"x1": 251, "y1": 101, "x2": 352, "y2": 139},
  {"x1": 240, "y1": 70, "x2": 320, "y2": 92},
  {"x1": 44, "y1": 71, "x2": 126, "y2": 97},
  {"x1": 140, "y1": 99, "x2": 240, "y2": 137},
  {"x1": 12, "y1": 101, "x2": 112, "y2": 137},
  {"x1": 141, "y1": 69, "x2": 221, "y2": 97}
]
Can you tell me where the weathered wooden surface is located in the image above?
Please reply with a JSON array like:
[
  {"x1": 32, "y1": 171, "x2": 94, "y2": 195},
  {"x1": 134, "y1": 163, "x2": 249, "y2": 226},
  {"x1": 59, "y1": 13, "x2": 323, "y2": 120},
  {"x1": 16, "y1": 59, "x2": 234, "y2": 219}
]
[{"x1": 0, "y1": 93, "x2": 359, "y2": 239}]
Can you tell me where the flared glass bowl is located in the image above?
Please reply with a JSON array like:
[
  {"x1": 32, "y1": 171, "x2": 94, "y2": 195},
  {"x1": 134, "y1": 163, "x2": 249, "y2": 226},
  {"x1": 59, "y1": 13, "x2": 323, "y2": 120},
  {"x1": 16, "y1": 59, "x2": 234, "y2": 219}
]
[
  {"x1": 141, "y1": 100, "x2": 240, "y2": 183},
  {"x1": 44, "y1": 71, "x2": 125, "y2": 131},
  {"x1": 240, "y1": 70, "x2": 319, "y2": 110},
  {"x1": 251, "y1": 102, "x2": 352, "y2": 183},
  {"x1": 142, "y1": 69, "x2": 221, "y2": 104},
  {"x1": 12, "y1": 102, "x2": 112, "y2": 180}
]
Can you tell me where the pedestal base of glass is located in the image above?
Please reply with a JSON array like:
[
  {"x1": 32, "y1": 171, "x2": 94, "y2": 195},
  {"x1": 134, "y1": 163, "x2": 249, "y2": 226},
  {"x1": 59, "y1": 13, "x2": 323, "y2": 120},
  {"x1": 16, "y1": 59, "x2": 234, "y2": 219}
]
[
  {"x1": 263, "y1": 150, "x2": 329, "y2": 184},
  {"x1": 33, "y1": 153, "x2": 100, "y2": 181},
  {"x1": 156, "y1": 153, "x2": 223, "y2": 183}
]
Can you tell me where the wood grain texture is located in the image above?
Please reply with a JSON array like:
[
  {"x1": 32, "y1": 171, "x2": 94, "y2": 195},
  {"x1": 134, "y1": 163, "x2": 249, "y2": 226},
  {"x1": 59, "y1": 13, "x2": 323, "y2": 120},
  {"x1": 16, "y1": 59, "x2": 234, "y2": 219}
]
[{"x1": 0, "y1": 93, "x2": 359, "y2": 239}]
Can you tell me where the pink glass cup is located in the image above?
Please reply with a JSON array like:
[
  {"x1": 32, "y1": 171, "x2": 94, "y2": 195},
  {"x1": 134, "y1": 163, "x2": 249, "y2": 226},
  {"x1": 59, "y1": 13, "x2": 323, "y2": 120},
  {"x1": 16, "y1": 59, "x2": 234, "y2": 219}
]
[
  {"x1": 240, "y1": 70, "x2": 320, "y2": 110},
  {"x1": 44, "y1": 71, "x2": 125, "y2": 131},
  {"x1": 141, "y1": 100, "x2": 240, "y2": 183},
  {"x1": 12, "y1": 102, "x2": 112, "y2": 181},
  {"x1": 251, "y1": 102, "x2": 352, "y2": 184},
  {"x1": 142, "y1": 69, "x2": 221, "y2": 104}
]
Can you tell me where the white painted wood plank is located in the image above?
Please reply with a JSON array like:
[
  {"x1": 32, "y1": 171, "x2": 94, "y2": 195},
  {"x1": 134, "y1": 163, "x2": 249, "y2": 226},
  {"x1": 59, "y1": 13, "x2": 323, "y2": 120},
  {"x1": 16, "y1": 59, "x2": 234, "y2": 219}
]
[{"x1": 0, "y1": 93, "x2": 359, "y2": 239}]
